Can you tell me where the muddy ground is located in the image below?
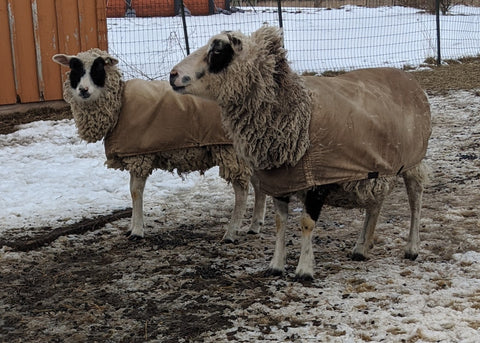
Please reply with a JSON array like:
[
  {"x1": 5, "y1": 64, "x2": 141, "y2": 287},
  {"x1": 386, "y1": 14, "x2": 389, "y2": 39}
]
[{"x1": 1, "y1": 60, "x2": 479, "y2": 342}]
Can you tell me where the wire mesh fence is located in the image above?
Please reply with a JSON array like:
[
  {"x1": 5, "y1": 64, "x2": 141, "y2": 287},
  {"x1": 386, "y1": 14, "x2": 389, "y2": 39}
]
[{"x1": 106, "y1": 0, "x2": 480, "y2": 80}]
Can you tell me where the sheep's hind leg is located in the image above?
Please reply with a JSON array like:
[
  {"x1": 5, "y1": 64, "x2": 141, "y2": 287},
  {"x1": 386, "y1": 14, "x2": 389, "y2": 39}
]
[
  {"x1": 247, "y1": 174, "x2": 267, "y2": 235},
  {"x1": 266, "y1": 197, "x2": 289, "y2": 276},
  {"x1": 402, "y1": 166, "x2": 425, "y2": 260},
  {"x1": 127, "y1": 173, "x2": 147, "y2": 240},
  {"x1": 222, "y1": 181, "x2": 248, "y2": 243},
  {"x1": 351, "y1": 203, "x2": 383, "y2": 261}
]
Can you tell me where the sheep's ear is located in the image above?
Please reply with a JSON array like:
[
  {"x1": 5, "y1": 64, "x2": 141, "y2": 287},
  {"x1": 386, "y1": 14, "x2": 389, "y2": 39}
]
[
  {"x1": 104, "y1": 56, "x2": 119, "y2": 66},
  {"x1": 52, "y1": 54, "x2": 74, "y2": 66},
  {"x1": 226, "y1": 33, "x2": 242, "y2": 51}
]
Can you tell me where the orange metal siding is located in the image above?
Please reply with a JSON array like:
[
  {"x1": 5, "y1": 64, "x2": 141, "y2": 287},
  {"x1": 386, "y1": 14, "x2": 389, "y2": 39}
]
[{"x1": 0, "y1": 0, "x2": 107, "y2": 105}]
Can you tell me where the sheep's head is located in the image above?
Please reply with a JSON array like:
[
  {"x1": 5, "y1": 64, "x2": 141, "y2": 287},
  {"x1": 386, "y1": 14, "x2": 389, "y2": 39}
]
[
  {"x1": 52, "y1": 49, "x2": 119, "y2": 103},
  {"x1": 52, "y1": 49, "x2": 124, "y2": 143},
  {"x1": 170, "y1": 30, "x2": 246, "y2": 101},
  {"x1": 170, "y1": 26, "x2": 286, "y2": 104}
]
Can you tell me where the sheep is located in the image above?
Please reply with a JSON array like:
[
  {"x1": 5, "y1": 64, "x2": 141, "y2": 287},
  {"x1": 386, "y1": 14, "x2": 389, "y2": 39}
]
[
  {"x1": 169, "y1": 26, "x2": 432, "y2": 280},
  {"x1": 52, "y1": 48, "x2": 266, "y2": 243}
]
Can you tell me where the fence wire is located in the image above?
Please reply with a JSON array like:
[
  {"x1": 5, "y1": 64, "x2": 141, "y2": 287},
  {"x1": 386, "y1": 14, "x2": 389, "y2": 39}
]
[{"x1": 106, "y1": 0, "x2": 480, "y2": 80}]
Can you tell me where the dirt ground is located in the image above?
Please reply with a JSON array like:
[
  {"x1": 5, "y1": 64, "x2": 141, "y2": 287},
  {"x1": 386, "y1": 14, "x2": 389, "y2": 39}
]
[{"x1": 0, "y1": 61, "x2": 479, "y2": 342}]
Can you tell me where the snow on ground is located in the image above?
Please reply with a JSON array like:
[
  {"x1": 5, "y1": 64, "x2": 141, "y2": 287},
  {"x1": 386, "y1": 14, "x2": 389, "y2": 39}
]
[
  {"x1": 1, "y1": 90, "x2": 479, "y2": 342},
  {"x1": 1, "y1": 4, "x2": 479, "y2": 342},
  {"x1": 0, "y1": 121, "x2": 229, "y2": 233}
]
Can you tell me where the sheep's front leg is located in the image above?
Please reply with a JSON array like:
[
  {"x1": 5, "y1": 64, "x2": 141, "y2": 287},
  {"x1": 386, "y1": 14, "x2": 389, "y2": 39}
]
[
  {"x1": 351, "y1": 203, "x2": 383, "y2": 261},
  {"x1": 267, "y1": 197, "x2": 289, "y2": 276},
  {"x1": 295, "y1": 188, "x2": 328, "y2": 280},
  {"x1": 127, "y1": 172, "x2": 147, "y2": 240},
  {"x1": 295, "y1": 213, "x2": 316, "y2": 280},
  {"x1": 223, "y1": 180, "x2": 248, "y2": 243},
  {"x1": 247, "y1": 174, "x2": 267, "y2": 235},
  {"x1": 403, "y1": 168, "x2": 424, "y2": 260}
]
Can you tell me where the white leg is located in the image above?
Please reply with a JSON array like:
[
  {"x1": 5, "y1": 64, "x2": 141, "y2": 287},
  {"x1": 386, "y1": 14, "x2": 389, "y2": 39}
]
[
  {"x1": 352, "y1": 203, "x2": 382, "y2": 261},
  {"x1": 223, "y1": 181, "x2": 248, "y2": 243},
  {"x1": 268, "y1": 198, "x2": 289, "y2": 275},
  {"x1": 403, "y1": 169, "x2": 424, "y2": 260},
  {"x1": 128, "y1": 172, "x2": 147, "y2": 239},
  {"x1": 295, "y1": 212, "x2": 316, "y2": 280},
  {"x1": 247, "y1": 174, "x2": 267, "y2": 234}
]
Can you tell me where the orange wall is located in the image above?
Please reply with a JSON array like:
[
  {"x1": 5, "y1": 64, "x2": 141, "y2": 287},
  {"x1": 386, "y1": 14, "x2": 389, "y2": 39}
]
[{"x1": 0, "y1": 0, "x2": 108, "y2": 105}]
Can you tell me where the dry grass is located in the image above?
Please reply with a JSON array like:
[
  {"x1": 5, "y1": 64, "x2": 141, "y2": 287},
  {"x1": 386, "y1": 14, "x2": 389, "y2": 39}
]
[{"x1": 412, "y1": 56, "x2": 480, "y2": 94}]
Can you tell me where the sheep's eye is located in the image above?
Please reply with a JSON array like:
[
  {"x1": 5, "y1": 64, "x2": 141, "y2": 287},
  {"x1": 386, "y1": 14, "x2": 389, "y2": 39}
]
[
  {"x1": 69, "y1": 58, "x2": 85, "y2": 89},
  {"x1": 90, "y1": 57, "x2": 106, "y2": 87},
  {"x1": 208, "y1": 40, "x2": 234, "y2": 74}
]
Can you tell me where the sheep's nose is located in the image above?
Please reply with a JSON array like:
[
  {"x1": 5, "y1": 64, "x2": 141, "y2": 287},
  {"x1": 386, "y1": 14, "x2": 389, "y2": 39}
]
[
  {"x1": 169, "y1": 71, "x2": 178, "y2": 87},
  {"x1": 79, "y1": 87, "x2": 90, "y2": 98}
]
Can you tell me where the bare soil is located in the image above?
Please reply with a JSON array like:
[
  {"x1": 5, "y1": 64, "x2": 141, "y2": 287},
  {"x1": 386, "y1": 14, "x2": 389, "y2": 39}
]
[{"x1": 1, "y1": 61, "x2": 479, "y2": 342}]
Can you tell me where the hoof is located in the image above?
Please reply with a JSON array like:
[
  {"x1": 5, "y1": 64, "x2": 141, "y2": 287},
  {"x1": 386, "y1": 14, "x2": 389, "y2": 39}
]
[
  {"x1": 351, "y1": 252, "x2": 367, "y2": 261},
  {"x1": 294, "y1": 273, "x2": 314, "y2": 282},
  {"x1": 222, "y1": 237, "x2": 238, "y2": 244},
  {"x1": 405, "y1": 252, "x2": 418, "y2": 261},
  {"x1": 265, "y1": 268, "x2": 284, "y2": 277},
  {"x1": 128, "y1": 234, "x2": 144, "y2": 241}
]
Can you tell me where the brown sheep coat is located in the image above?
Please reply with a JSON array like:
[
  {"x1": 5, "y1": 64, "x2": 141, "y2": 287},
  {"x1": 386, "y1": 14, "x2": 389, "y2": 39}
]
[
  {"x1": 104, "y1": 79, "x2": 231, "y2": 163},
  {"x1": 256, "y1": 68, "x2": 431, "y2": 196}
]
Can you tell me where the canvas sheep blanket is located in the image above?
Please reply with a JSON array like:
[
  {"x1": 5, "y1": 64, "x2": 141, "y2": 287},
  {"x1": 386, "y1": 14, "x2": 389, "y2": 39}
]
[
  {"x1": 104, "y1": 79, "x2": 230, "y2": 160},
  {"x1": 256, "y1": 68, "x2": 431, "y2": 197}
]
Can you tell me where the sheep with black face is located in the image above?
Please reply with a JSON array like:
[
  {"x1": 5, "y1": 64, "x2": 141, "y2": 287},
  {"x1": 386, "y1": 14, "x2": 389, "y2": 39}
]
[
  {"x1": 170, "y1": 27, "x2": 431, "y2": 280},
  {"x1": 53, "y1": 48, "x2": 267, "y2": 242}
]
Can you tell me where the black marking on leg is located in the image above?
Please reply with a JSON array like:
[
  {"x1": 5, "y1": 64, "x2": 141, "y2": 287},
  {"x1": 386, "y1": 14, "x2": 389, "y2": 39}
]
[
  {"x1": 305, "y1": 185, "x2": 332, "y2": 222},
  {"x1": 274, "y1": 196, "x2": 290, "y2": 204}
]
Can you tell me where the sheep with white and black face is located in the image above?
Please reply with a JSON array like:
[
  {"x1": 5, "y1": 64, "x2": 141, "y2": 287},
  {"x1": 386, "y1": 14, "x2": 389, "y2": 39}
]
[
  {"x1": 170, "y1": 26, "x2": 432, "y2": 280},
  {"x1": 53, "y1": 48, "x2": 266, "y2": 242}
]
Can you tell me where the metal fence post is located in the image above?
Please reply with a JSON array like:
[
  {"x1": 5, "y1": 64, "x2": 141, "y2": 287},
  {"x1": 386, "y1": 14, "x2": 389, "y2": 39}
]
[
  {"x1": 435, "y1": 0, "x2": 441, "y2": 65},
  {"x1": 179, "y1": 0, "x2": 190, "y2": 55},
  {"x1": 277, "y1": 0, "x2": 283, "y2": 29}
]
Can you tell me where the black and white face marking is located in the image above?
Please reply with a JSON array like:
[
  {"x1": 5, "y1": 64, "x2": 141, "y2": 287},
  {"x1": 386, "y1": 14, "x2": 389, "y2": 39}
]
[
  {"x1": 207, "y1": 39, "x2": 235, "y2": 74},
  {"x1": 90, "y1": 57, "x2": 107, "y2": 87},
  {"x1": 53, "y1": 51, "x2": 118, "y2": 102},
  {"x1": 68, "y1": 56, "x2": 107, "y2": 101},
  {"x1": 169, "y1": 31, "x2": 243, "y2": 96},
  {"x1": 69, "y1": 58, "x2": 85, "y2": 90}
]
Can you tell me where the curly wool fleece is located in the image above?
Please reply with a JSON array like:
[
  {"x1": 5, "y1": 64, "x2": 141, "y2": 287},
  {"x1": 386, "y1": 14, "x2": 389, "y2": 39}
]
[{"x1": 212, "y1": 27, "x2": 312, "y2": 170}]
